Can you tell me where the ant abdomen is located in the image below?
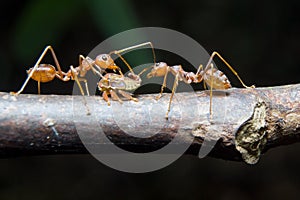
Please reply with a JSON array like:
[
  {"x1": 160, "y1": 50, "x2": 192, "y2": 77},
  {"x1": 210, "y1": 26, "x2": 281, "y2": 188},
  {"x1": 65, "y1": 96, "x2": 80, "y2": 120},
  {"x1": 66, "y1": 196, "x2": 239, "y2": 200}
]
[{"x1": 27, "y1": 64, "x2": 56, "y2": 83}]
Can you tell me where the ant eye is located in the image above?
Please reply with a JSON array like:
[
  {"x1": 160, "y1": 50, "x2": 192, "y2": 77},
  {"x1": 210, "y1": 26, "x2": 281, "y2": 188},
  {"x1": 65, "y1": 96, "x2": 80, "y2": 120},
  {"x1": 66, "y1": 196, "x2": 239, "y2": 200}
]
[{"x1": 102, "y1": 55, "x2": 107, "y2": 61}]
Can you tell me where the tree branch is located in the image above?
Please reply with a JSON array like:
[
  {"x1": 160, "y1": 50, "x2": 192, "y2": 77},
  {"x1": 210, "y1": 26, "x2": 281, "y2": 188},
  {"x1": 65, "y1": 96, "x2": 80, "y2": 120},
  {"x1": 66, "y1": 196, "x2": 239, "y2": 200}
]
[{"x1": 0, "y1": 84, "x2": 299, "y2": 164}]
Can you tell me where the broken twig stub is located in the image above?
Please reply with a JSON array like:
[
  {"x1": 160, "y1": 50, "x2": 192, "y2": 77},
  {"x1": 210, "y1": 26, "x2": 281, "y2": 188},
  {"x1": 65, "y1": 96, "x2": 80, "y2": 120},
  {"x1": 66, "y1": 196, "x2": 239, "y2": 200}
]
[{"x1": 235, "y1": 100, "x2": 268, "y2": 164}]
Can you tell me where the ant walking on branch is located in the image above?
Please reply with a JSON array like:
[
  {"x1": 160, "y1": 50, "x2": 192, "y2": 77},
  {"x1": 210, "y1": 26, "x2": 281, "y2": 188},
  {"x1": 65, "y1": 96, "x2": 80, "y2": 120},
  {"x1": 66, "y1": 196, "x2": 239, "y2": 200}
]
[
  {"x1": 11, "y1": 42, "x2": 155, "y2": 97},
  {"x1": 146, "y1": 51, "x2": 255, "y2": 120}
]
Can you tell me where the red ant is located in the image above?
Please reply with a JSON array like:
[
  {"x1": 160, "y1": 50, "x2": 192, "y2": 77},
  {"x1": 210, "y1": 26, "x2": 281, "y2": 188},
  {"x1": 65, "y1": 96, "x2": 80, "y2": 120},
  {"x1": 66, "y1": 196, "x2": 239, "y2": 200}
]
[
  {"x1": 146, "y1": 51, "x2": 255, "y2": 119},
  {"x1": 11, "y1": 42, "x2": 155, "y2": 97}
]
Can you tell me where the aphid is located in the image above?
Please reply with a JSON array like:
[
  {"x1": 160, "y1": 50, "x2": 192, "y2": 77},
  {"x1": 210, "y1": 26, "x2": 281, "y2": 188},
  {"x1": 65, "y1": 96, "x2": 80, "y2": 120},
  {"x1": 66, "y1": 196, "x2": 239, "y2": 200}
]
[
  {"x1": 146, "y1": 51, "x2": 255, "y2": 119},
  {"x1": 98, "y1": 68, "x2": 150, "y2": 105}
]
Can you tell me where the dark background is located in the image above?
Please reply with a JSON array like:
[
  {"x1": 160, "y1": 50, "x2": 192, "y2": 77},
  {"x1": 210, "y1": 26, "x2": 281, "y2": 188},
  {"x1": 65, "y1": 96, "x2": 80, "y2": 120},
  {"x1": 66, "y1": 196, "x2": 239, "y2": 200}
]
[{"x1": 1, "y1": 0, "x2": 300, "y2": 199}]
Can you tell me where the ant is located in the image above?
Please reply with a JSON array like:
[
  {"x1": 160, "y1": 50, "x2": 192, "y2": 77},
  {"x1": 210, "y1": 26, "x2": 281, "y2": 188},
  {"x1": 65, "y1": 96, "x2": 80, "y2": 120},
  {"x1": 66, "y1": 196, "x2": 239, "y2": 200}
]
[
  {"x1": 11, "y1": 42, "x2": 155, "y2": 97},
  {"x1": 146, "y1": 51, "x2": 255, "y2": 120}
]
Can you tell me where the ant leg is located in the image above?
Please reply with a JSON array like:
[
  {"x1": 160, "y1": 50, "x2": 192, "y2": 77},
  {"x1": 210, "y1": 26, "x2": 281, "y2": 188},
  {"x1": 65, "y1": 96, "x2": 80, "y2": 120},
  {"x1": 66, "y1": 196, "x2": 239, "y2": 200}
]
[
  {"x1": 90, "y1": 65, "x2": 105, "y2": 78},
  {"x1": 196, "y1": 64, "x2": 203, "y2": 75},
  {"x1": 203, "y1": 82, "x2": 207, "y2": 90},
  {"x1": 209, "y1": 64, "x2": 214, "y2": 120},
  {"x1": 78, "y1": 55, "x2": 86, "y2": 69},
  {"x1": 70, "y1": 66, "x2": 90, "y2": 115},
  {"x1": 12, "y1": 45, "x2": 65, "y2": 95},
  {"x1": 118, "y1": 90, "x2": 138, "y2": 102},
  {"x1": 78, "y1": 78, "x2": 90, "y2": 96},
  {"x1": 156, "y1": 66, "x2": 170, "y2": 100},
  {"x1": 70, "y1": 66, "x2": 86, "y2": 96},
  {"x1": 165, "y1": 74, "x2": 179, "y2": 120},
  {"x1": 38, "y1": 81, "x2": 41, "y2": 95},
  {"x1": 204, "y1": 52, "x2": 255, "y2": 88},
  {"x1": 195, "y1": 64, "x2": 206, "y2": 89}
]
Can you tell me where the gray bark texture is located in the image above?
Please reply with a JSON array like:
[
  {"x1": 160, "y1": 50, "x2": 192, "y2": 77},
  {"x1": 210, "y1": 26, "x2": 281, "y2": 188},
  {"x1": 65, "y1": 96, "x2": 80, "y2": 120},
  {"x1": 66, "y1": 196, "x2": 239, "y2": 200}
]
[{"x1": 0, "y1": 84, "x2": 299, "y2": 164}]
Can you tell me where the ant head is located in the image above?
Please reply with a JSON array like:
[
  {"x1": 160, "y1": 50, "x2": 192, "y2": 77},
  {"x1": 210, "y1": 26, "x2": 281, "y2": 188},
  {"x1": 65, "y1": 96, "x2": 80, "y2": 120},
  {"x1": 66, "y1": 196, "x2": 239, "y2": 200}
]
[
  {"x1": 146, "y1": 62, "x2": 168, "y2": 78},
  {"x1": 95, "y1": 54, "x2": 119, "y2": 71}
]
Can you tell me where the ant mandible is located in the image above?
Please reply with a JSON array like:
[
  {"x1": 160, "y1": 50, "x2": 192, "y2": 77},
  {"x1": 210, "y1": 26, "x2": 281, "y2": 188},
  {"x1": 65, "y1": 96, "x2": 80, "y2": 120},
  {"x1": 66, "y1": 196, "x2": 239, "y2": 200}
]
[{"x1": 146, "y1": 51, "x2": 255, "y2": 120}]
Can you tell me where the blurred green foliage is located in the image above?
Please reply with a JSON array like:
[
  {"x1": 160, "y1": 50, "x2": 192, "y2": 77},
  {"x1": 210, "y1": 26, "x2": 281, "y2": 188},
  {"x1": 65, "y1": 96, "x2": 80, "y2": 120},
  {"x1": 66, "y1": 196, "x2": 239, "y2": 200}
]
[
  {"x1": 13, "y1": 0, "x2": 82, "y2": 62},
  {"x1": 12, "y1": 0, "x2": 140, "y2": 62}
]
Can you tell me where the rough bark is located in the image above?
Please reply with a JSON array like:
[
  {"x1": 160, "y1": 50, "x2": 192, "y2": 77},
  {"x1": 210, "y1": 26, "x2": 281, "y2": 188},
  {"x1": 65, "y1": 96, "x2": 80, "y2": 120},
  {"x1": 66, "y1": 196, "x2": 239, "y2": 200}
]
[{"x1": 0, "y1": 84, "x2": 299, "y2": 164}]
